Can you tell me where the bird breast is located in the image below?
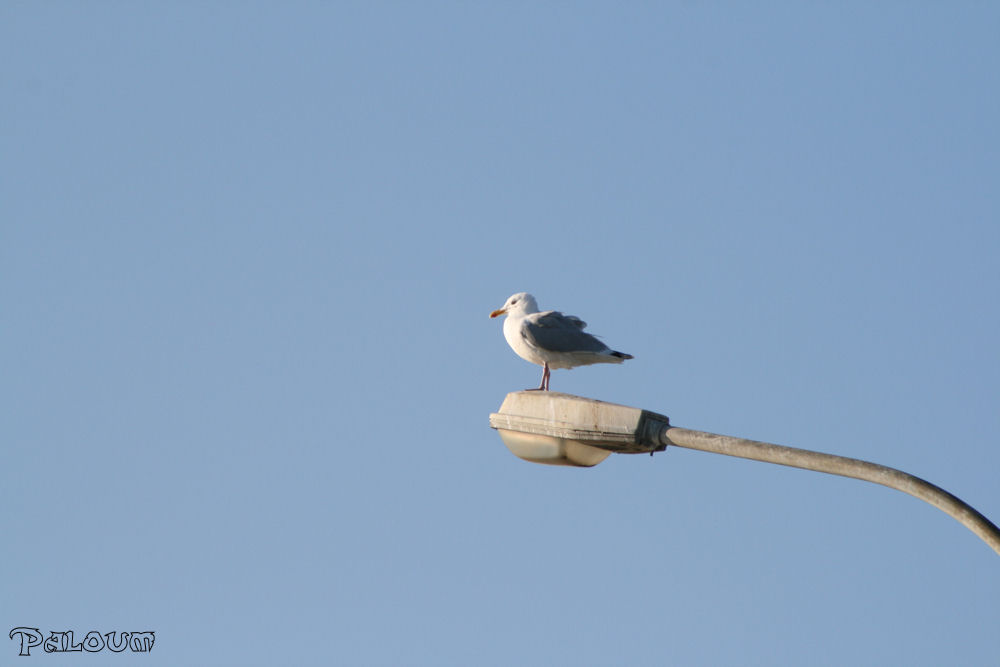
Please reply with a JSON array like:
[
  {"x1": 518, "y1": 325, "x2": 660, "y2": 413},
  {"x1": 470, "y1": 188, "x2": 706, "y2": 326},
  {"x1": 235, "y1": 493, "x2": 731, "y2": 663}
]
[{"x1": 502, "y1": 316, "x2": 544, "y2": 366}]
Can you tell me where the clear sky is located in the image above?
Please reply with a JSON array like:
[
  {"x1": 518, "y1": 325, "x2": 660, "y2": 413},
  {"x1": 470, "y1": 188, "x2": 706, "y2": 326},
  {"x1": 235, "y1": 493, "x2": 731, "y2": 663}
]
[{"x1": 3, "y1": 3, "x2": 998, "y2": 665}]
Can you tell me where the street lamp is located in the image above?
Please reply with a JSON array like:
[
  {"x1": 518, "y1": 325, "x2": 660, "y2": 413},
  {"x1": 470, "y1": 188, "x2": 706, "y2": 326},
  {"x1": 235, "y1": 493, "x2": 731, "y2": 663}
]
[{"x1": 489, "y1": 391, "x2": 1000, "y2": 556}]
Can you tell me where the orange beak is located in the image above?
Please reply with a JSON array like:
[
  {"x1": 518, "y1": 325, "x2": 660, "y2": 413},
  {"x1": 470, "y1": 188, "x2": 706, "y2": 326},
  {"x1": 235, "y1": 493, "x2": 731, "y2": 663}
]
[{"x1": 489, "y1": 308, "x2": 506, "y2": 319}]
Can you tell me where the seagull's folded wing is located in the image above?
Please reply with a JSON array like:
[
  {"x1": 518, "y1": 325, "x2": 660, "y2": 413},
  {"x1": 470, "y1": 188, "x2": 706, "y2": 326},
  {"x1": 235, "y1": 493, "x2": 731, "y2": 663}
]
[{"x1": 523, "y1": 311, "x2": 608, "y2": 353}]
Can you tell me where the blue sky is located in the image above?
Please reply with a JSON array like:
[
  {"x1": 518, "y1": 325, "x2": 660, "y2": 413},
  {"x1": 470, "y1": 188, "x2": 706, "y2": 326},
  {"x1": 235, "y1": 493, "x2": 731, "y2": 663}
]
[{"x1": 3, "y1": 3, "x2": 998, "y2": 665}]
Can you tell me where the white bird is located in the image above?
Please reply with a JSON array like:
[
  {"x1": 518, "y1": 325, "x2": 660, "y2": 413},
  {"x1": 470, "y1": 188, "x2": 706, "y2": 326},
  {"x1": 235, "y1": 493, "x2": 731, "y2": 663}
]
[{"x1": 489, "y1": 292, "x2": 633, "y2": 391}]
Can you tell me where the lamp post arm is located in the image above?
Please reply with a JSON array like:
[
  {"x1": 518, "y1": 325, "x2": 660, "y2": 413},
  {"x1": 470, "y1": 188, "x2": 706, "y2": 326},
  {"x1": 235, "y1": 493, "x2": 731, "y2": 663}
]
[{"x1": 660, "y1": 426, "x2": 1000, "y2": 556}]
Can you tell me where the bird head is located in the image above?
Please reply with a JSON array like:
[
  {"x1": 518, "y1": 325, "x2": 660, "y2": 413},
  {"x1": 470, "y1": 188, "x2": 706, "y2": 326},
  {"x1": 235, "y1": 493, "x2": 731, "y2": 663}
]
[{"x1": 490, "y1": 292, "x2": 538, "y2": 319}]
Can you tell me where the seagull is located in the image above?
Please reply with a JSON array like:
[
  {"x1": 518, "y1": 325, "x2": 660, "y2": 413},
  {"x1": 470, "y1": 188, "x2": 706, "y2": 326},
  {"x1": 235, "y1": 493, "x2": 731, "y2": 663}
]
[{"x1": 489, "y1": 292, "x2": 633, "y2": 391}]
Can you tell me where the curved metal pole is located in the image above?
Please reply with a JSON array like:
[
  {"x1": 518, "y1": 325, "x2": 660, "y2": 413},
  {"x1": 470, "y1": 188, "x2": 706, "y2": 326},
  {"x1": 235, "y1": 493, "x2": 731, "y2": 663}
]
[{"x1": 660, "y1": 427, "x2": 1000, "y2": 556}]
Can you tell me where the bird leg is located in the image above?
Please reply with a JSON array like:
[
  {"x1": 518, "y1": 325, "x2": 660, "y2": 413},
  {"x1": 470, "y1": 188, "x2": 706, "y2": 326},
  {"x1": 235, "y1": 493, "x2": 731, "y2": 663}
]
[{"x1": 529, "y1": 362, "x2": 550, "y2": 391}]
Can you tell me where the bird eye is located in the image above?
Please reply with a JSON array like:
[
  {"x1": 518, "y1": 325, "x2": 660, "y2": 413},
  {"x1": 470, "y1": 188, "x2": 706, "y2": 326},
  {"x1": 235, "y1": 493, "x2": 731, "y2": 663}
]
[{"x1": 511, "y1": 299, "x2": 518, "y2": 304}]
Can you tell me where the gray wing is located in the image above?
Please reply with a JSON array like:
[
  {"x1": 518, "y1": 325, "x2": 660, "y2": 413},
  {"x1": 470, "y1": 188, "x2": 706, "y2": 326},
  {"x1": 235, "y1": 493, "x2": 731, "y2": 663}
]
[{"x1": 522, "y1": 311, "x2": 609, "y2": 353}]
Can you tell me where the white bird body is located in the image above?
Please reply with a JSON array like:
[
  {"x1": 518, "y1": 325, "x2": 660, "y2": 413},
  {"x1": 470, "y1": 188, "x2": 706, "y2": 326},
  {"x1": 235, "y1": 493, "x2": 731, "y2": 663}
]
[{"x1": 490, "y1": 292, "x2": 633, "y2": 390}]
